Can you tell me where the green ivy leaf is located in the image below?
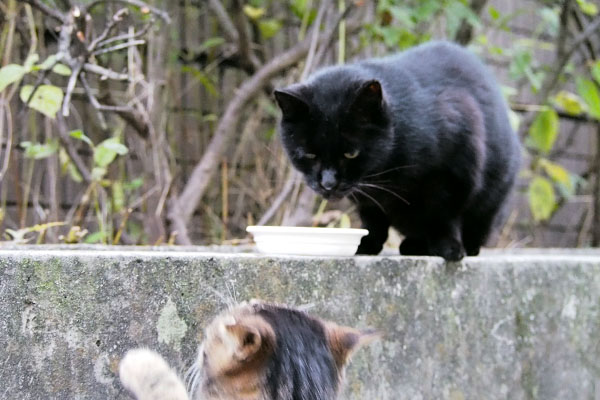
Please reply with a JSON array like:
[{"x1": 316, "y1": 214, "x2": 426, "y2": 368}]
[
  {"x1": 20, "y1": 139, "x2": 59, "y2": 159},
  {"x1": 84, "y1": 231, "x2": 106, "y2": 244},
  {"x1": 0, "y1": 64, "x2": 26, "y2": 92},
  {"x1": 94, "y1": 138, "x2": 128, "y2": 168},
  {"x1": 69, "y1": 129, "x2": 94, "y2": 147},
  {"x1": 124, "y1": 177, "x2": 144, "y2": 191},
  {"x1": 528, "y1": 108, "x2": 559, "y2": 154},
  {"x1": 91, "y1": 166, "x2": 107, "y2": 180},
  {"x1": 199, "y1": 37, "x2": 225, "y2": 51},
  {"x1": 576, "y1": 77, "x2": 600, "y2": 119},
  {"x1": 339, "y1": 213, "x2": 351, "y2": 229},
  {"x1": 112, "y1": 181, "x2": 125, "y2": 212},
  {"x1": 23, "y1": 53, "x2": 39, "y2": 71},
  {"x1": 539, "y1": 158, "x2": 573, "y2": 195},
  {"x1": 52, "y1": 64, "x2": 72, "y2": 76},
  {"x1": 59, "y1": 148, "x2": 83, "y2": 183},
  {"x1": 258, "y1": 19, "x2": 283, "y2": 39},
  {"x1": 552, "y1": 91, "x2": 586, "y2": 116},
  {"x1": 528, "y1": 176, "x2": 556, "y2": 222},
  {"x1": 577, "y1": 0, "x2": 598, "y2": 16},
  {"x1": 488, "y1": 6, "x2": 500, "y2": 20},
  {"x1": 592, "y1": 61, "x2": 600, "y2": 86},
  {"x1": 243, "y1": 5, "x2": 265, "y2": 20},
  {"x1": 182, "y1": 66, "x2": 217, "y2": 97},
  {"x1": 19, "y1": 84, "x2": 64, "y2": 119}
]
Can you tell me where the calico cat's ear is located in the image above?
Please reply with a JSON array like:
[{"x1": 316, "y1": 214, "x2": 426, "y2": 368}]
[
  {"x1": 274, "y1": 89, "x2": 309, "y2": 120},
  {"x1": 350, "y1": 80, "x2": 384, "y2": 122},
  {"x1": 324, "y1": 322, "x2": 380, "y2": 369},
  {"x1": 223, "y1": 315, "x2": 275, "y2": 362}
]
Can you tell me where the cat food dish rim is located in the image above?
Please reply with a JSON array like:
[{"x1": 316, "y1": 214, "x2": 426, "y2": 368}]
[{"x1": 246, "y1": 225, "x2": 369, "y2": 256}]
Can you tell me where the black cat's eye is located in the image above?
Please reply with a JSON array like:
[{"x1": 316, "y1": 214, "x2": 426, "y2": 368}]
[
  {"x1": 304, "y1": 153, "x2": 316, "y2": 159},
  {"x1": 344, "y1": 150, "x2": 360, "y2": 159}
]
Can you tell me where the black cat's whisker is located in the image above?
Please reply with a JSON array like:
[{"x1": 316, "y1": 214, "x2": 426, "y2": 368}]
[
  {"x1": 363, "y1": 165, "x2": 416, "y2": 179},
  {"x1": 358, "y1": 183, "x2": 410, "y2": 205},
  {"x1": 353, "y1": 188, "x2": 386, "y2": 214}
]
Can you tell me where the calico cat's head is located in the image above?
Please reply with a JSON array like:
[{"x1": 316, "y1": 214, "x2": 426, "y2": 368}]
[
  {"x1": 275, "y1": 70, "x2": 393, "y2": 199},
  {"x1": 189, "y1": 300, "x2": 378, "y2": 400}
]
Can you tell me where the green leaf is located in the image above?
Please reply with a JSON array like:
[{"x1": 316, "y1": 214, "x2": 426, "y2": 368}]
[
  {"x1": 552, "y1": 91, "x2": 586, "y2": 116},
  {"x1": 577, "y1": 0, "x2": 598, "y2": 16},
  {"x1": 52, "y1": 64, "x2": 72, "y2": 76},
  {"x1": 488, "y1": 6, "x2": 500, "y2": 20},
  {"x1": 36, "y1": 55, "x2": 58, "y2": 70},
  {"x1": 243, "y1": 5, "x2": 265, "y2": 20},
  {"x1": 19, "y1": 84, "x2": 64, "y2": 119},
  {"x1": 181, "y1": 66, "x2": 218, "y2": 97},
  {"x1": 20, "y1": 139, "x2": 59, "y2": 159},
  {"x1": 69, "y1": 129, "x2": 94, "y2": 147},
  {"x1": 339, "y1": 213, "x2": 351, "y2": 229},
  {"x1": 91, "y1": 166, "x2": 107, "y2": 180},
  {"x1": 24, "y1": 53, "x2": 39, "y2": 71},
  {"x1": 539, "y1": 159, "x2": 573, "y2": 194},
  {"x1": 528, "y1": 108, "x2": 559, "y2": 154},
  {"x1": 199, "y1": 37, "x2": 225, "y2": 51},
  {"x1": 528, "y1": 176, "x2": 556, "y2": 222},
  {"x1": 258, "y1": 19, "x2": 282, "y2": 39},
  {"x1": 84, "y1": 231, "x2": 106, "y2": 244},
  {"x1": 124, "y1": 177, "x2": 144, "y2": 191},
  {"x1": 576, "y1": 77, "x2": 600, "y2": 119},
  {"x1": 592, "y1": 61, "x2": 600, "y2": 86},
  {"x1": 99, "y1": 138, "x2": 128, "y2": 155},
  {"x1": 59, "y1": 148, "x2": 83, "y2": 183},
  {"x1": 112, "y1": 181, "x2": 125, "y2": 212},
  {"x1": 0, "y1": 64, "x2": 26, "y2": 92},
  {"x1": 94, "y1": 138, "x2": 128, "y2": 168}
]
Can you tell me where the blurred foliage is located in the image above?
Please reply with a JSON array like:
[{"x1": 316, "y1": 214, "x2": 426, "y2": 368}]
[{"x1": 1, "y1": 0, "x2": 599, "y2": 246}]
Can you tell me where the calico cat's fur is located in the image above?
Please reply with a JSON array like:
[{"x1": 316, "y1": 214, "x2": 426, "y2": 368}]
[
  {"x1": 274, "y1": 41, "x2": 521, "y2": 261},
  {"x1": 119, "y1": 300, "x2": 377, "y2": 400}
]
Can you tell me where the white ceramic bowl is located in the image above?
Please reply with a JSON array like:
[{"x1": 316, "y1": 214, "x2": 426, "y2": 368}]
[{"x1": 246, "y1": 226, "x2": 369, "y2": 256}]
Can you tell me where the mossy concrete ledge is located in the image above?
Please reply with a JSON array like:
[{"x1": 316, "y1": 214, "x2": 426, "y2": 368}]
[{"x1": 2, "y1": 247, "x2": 600, "y2": 399}]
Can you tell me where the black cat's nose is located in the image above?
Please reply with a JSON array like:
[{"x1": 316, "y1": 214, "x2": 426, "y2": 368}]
[{"x1": 320, "y1": 169, "x2": 338, "y2": 191}]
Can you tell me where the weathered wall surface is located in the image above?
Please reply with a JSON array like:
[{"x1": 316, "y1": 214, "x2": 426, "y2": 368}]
[{"x1": 1, "y1": 247, "x2": 600, "y2": 399}]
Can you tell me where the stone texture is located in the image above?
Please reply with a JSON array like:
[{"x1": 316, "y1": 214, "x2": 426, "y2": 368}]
[{"x1": 1, "y1": 247, "x2": 600, "y2": 399}]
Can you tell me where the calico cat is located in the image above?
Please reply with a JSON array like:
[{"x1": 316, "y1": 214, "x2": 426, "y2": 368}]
[
  {"x1": 119, "y1": 300, "x2": 377, "y2": 400},
  {"x1": 274, "y1": 41, "x2": 521, "y2": 261}
]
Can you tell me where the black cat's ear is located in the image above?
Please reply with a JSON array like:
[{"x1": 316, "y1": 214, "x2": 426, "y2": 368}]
[
  {"x1": 274, "y1": 89, "x2": 309, "y2": 120},
  {"x1": 351, "y1": 80, "x2": 384, "y2": 121}
]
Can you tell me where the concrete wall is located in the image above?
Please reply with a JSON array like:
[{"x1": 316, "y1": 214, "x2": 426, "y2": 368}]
[{"x1": 1, "y1": 247, "x2": 600, "y2": 399}]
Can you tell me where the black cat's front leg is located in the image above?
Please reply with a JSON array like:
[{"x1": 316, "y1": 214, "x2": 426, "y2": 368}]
[{"x1": 356, "y1": 206, "x2": 390, "y2": 255}]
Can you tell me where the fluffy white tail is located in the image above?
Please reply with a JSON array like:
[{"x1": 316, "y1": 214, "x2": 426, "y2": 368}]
[{"x1": 119, "y1": 349, "x2": 189, "y2": 400}]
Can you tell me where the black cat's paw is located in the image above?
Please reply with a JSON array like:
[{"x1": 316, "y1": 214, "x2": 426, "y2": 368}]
[
  {"x1": 465, "y1": 246, "x2": 480, "y2": 256},
  {"x1": 429, "y1": 238, "x2": 466, "y2": 261},
  {"x1": 399, "y1": 237, "x2": 428, "y2": 256},
  {"x1": 356, "y1": 238, "x2": 383, "y2": 255}
]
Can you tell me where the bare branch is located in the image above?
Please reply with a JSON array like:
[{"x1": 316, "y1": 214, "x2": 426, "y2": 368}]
[
  {"x1": 62, "y1": 61, "x2": 84, "y2": 117},
  {"x1": 88, "y1": 8, "x2": 130, "y2": 52},
  {"x1": 83, "y1": 63, "x2": 129, "y2": 80},
  {"x1": 22, "y1": 0, "x2": 65, "y2": 22},
  {"x1": 93, "y1": 39, "x2": 145, "y2": 56},
  {"x1": 207, "y1": 0, "x2": 239, "y2": 43},
  {"x1": 96, "y1": 19, "x2": 154, "y2": 48},
  {"x1": 56, "y1": 114, "x2": 92, "y2": 183},
  {"x1": 168, "y1": 6, "x2": 358, "y2": 243},
  {"x1": 84, "y1": 0, "x2": 171, "y2": 24},
  {"x1": 519, "y1": 11, "x2": 600, "y2": 136}
]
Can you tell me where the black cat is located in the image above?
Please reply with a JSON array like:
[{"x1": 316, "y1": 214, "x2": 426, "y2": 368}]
[{"x1": 274, "y1": 41, "x2": 521, "y2": 261}]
